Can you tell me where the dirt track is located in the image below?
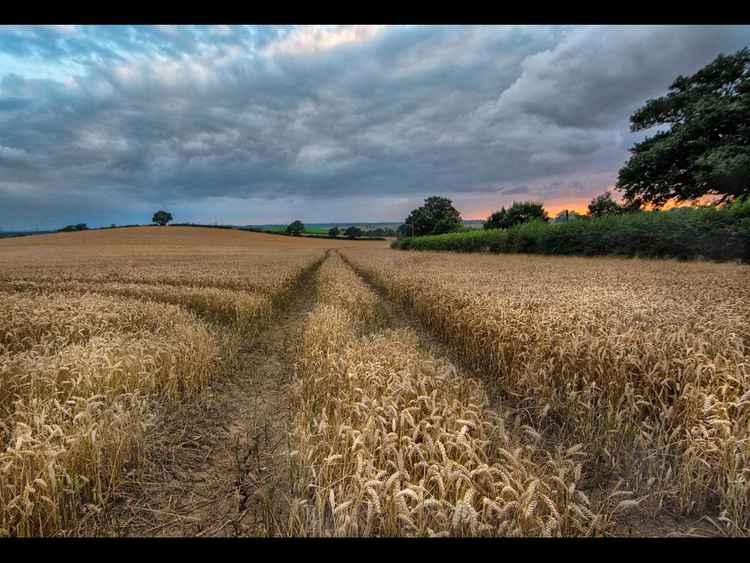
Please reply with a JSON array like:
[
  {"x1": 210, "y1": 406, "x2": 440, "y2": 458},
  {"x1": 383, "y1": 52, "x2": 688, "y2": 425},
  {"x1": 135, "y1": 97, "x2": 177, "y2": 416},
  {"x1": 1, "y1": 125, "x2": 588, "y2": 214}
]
[{"x1": 86, "y1": 262, "x2": 321, "y2": 537}]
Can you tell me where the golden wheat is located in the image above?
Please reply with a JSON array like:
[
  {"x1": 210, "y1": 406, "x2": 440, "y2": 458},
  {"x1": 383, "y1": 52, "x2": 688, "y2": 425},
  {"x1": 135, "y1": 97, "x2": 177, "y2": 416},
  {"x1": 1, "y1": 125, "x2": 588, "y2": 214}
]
[
  {"x1": 1, "y1": 280, "x2": 273, "y2": 334},
  {"x1": 0, "y1": 228, "x2": 335, "y2": 537},
  {"x1": 288, "y1": 253, "x2": 602, "y2": 536},
  {"x1": 0, "y1": 292, "x2": 220, "y2": 537},
  {"x1": 341, "y1": 248, "x2": 750, "y2": 534}
]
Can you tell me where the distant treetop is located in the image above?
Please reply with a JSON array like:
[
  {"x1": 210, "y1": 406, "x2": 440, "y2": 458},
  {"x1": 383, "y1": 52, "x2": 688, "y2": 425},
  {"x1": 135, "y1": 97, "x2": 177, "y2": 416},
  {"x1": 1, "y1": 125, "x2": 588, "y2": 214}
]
[
  {"x1": 152, "y1": 210, "x2": 173, "y2": 226},
  {"x1": 484, "y1": 201, "x2": 548, "y2": 230}
]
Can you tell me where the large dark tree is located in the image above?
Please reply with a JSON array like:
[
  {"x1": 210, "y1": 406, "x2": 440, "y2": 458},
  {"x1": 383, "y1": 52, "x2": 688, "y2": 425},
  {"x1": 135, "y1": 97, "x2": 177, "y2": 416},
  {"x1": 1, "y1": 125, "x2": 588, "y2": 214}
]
[
  {"x1": 617, "y1": 48, "x2": 750, "y2": 207},
  {"x1": 403, "y1": 196, "x2": 462, "y2": 236},
  {"x1": 152, "y1": 210, "x2": 173, "y2": 226},
  {"x1": 484, "y1": 201, "x2": 549, "y2": 230}
]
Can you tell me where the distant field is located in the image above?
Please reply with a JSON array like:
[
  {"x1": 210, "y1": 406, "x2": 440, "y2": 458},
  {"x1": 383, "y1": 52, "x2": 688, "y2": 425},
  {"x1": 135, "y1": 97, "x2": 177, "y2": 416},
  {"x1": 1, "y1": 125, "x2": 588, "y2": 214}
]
[
  {"x1": 263, "y1": 225, "x2": 331, "y2": 235},
  {"x1": 1, "y1": 226, "x2": 748, "y2": 537}
]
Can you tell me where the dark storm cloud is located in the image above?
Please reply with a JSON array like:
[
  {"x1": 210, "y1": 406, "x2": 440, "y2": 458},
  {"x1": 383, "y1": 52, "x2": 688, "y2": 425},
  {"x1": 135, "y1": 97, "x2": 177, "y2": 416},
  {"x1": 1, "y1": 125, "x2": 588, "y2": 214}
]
[
  {"x1": 1, "y1": 25, "x2": 749, "y2": 228},
  {"x1": 498, "y1": 186, "x2": 530, "y2": 195}
]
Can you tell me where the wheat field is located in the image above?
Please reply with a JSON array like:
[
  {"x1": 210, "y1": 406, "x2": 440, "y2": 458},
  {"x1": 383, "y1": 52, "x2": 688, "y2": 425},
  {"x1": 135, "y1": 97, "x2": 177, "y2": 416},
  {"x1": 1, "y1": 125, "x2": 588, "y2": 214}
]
[
  {"x1": 288, "y1": 253, "x2": 603, "y2": 536},
  {"x1": 0, "y1": 227, "x2": 349, "y2": 536},
  {"x1": 340, "y1": 247, "x2": 750, "y2": 535},
  {"x1": 1, "y1": 227, "x2": 747, "y2": 536}
]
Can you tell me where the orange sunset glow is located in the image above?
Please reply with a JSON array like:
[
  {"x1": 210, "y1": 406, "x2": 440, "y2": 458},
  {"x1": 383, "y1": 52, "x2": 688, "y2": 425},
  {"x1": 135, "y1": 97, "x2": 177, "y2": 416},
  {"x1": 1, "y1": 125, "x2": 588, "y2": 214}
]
[
  {"x1": 466, "y1": 200, "x2": 591, "y2": 220},
  {"x1": 463, "y1": 190, "x2": 722, "y2": 221}
]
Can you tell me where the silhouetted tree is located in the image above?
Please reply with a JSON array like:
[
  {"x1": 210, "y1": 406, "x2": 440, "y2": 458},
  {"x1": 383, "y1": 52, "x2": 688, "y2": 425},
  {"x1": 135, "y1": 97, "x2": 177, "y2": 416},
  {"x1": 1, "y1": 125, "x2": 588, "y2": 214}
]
[
  {"x1": 484, "y1": 201, "x2": 548, "y2": 230},
  {"x1": 551, "y1": 210, "x2": 583, "y2": 223},
  {"x1": 617, "y1": 48, "x2": 750, "y2": 206},
  {"x1": 59, "y1": 223, "x2": 88, "y2": 232},
  {"x1": 587, "y1": 193, "x2": 625, "y2": 217},
  {"x1": 397, "y1": 223, "x2": 413, "y2": 238}
]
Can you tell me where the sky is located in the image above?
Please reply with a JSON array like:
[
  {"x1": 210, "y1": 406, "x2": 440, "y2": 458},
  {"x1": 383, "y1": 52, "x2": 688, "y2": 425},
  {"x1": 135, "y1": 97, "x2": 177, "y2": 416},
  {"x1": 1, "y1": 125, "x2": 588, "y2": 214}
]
[{"x1": 1, "y1": 24, "x2": 749, "y2": 230}]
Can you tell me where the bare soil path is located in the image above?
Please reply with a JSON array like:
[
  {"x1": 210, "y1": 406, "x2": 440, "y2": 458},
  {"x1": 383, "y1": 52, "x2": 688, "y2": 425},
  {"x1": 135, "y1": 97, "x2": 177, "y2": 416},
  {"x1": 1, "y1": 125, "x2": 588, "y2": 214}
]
[{"x1": 85, "y1": 261, "x2": 322, "y2": 537}]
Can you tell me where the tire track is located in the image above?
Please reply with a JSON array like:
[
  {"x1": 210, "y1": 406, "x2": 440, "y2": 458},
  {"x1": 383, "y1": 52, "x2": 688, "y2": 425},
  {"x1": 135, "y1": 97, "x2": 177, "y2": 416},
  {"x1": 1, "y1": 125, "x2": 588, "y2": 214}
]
[{"x1": 84, "y1": 255, "x2": 325, "y2": 537}]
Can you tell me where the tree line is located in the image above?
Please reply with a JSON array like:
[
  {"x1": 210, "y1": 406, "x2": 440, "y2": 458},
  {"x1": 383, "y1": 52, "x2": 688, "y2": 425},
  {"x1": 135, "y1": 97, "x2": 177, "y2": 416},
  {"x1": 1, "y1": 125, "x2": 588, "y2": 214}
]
[
  {"x1": 396, "y1": 48, "x2": 749, "y2": 241},
  {"x1": 285, "y1": 221, "x2": 396, "y2": 239}
]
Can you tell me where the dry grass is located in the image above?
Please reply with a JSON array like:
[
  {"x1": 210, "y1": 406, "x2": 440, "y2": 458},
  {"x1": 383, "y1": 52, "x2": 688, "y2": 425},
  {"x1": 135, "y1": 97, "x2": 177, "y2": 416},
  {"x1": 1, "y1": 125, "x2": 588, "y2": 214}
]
[
  {"x1": 287, "y1": 253, "x2": 604, "y2": 536},
  {"x1": 341, "y1": 248, "x2": 750, "y2": 535}
]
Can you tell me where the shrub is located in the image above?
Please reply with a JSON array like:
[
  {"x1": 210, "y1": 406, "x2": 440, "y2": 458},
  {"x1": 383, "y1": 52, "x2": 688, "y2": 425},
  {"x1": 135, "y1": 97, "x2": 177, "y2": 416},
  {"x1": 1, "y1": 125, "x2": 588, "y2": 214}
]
[{"x1": 394, "y1": 200, "x2": 750, "y2": 262}]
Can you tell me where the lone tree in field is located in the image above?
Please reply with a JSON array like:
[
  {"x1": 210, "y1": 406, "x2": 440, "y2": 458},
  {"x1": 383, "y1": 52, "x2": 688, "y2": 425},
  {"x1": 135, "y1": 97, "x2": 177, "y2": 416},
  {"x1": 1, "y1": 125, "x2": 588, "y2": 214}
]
[
  {"x1": 152, "y1": 210, "x2": 173, "y2": 226},
  {"x1": 286, "y1": 220, "x2": 304, "y2": 236},
  {"x1": 328, "y1": 226, "x2": 340, "y2": 237},
  {"x1": 345, "y1": 226, "x2": 363, "y2": 239},
  {"x1": 617, "y1": 47, "x2": 750, "y2": 207},
  {"x1": 484, "y1": 201, "x2": 549, "y2": 230},
  {"x1": 403, "y1": 196, "x2": 462, "y2": 236}
]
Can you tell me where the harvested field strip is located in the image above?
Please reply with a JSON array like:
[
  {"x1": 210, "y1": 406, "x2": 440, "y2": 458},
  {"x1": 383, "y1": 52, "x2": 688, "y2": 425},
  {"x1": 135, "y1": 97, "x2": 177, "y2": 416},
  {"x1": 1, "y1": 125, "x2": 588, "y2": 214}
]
[
  {"x1": 0, "y1": 295, "x2": 219, "y2": 537},
  {"x1": 340, "y1": 248, "x2": 750, "y2": 535},
  {"x1": 288, "y1": 253, "x2": 603, "y2": 536}
]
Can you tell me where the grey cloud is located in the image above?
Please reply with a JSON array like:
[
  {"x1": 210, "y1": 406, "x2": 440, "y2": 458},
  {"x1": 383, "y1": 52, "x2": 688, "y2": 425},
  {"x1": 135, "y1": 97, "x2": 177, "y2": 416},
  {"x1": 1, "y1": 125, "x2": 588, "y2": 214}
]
[
  {"x1": 1, "y1": 25, "x2": 749, "y2": 229},
  {"x1": 494, "y1": 25, "x2": 750, "y2": 130},
  {"x1": 498, "y1": 186, "x2": 530, "y2": 195},
  {"x1": 0, "y1": 97, "x2": 31, "y2": 112}
]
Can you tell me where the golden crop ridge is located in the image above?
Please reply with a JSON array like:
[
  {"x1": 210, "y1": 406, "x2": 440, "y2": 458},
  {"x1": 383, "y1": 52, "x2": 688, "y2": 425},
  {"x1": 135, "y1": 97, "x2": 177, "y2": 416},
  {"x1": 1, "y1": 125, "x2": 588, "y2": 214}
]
[{"x1": 288, "y1": 254, "x2": 602, "y2": 536}]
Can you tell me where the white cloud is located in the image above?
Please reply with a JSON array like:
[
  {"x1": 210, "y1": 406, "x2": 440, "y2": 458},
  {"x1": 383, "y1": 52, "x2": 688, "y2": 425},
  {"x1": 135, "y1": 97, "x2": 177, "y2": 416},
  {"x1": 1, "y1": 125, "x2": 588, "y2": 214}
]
[{"x1": 262, "y1": 25, "x2": 388, "y2": 57}]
